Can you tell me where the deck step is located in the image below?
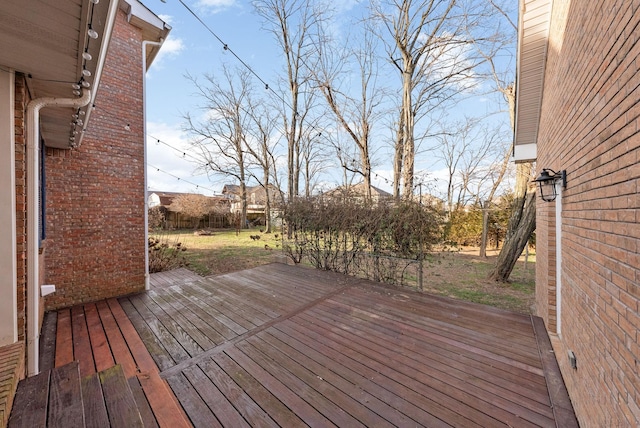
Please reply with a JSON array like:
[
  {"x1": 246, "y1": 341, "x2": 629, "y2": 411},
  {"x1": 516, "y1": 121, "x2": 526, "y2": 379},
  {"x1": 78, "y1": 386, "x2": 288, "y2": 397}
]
[
  {"x1": 48, "y1": 361, "x2": 85, "y2": 427},
  {"x1": 0, "y1": 342, "x2": 25, "y2": 428},
  {"x1": 9, "y1": 362, "x2": 148, "y2": 427},
  {"x1": 98, "y1": 365, "x2": 144, "y2": 427}
]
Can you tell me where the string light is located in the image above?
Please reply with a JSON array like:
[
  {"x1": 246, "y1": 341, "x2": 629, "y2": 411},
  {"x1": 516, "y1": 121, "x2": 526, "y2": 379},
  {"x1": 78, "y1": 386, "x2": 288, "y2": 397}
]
[
  {"x1": 147, "y1": 163, "x2": 220, "y2": 195},
  {"x1": 177, "y1": 0, "x2": 289, "y2": 109}
]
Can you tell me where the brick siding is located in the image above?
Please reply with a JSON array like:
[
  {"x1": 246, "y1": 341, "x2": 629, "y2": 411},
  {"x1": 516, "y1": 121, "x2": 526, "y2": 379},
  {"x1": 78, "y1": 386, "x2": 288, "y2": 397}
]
[
  {"x1": 43, "y1": 9, "x2": 147, "y2": 309},
  {"x1": 535, "y1": 1, "x2": 640, "y2": 426}
]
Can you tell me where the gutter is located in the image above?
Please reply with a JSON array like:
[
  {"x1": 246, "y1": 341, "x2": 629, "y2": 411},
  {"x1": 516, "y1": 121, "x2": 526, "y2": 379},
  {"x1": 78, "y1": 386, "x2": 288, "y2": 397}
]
[
  {"x1": 142, "y1": 39, "x2": 164, "y2": 291},
  {"x1": 26, "y1": 89, "x2": 92, "y2": 376}
]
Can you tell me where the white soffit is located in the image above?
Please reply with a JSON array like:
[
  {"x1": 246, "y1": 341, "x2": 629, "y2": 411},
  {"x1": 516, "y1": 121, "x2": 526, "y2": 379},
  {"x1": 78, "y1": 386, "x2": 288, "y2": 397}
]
[
  {"x1": 0, "y1": 0, "x2": 118, "y2": 149},
  {"x1": 513, "y1": 0, "x2": 553, "y2": 162}
]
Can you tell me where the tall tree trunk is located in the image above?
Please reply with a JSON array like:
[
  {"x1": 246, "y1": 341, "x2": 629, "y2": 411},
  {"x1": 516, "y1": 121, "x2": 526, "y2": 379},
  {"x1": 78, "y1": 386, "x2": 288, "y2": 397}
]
[
  {"x1": 488, "y1": 191, "x2": 536, "y2": 281},
  {"x1": 487, "y1": 163, "x2": 535, "y2": 281},
  {"x1": 400, "y1": 72, "x2": 414, "y2": 198},
  {"x1": 479, "y1": 203, "x2": 489, "y2": 257},
  {"x1": 240, "y1": 180, "x2": 248, "y2": 229},
  {"x1": 263, "y1": 165, "x2": 272, "y2": 234},
  {"x1": 392, "y1": 112, "x2": 405, "y2": 199}
]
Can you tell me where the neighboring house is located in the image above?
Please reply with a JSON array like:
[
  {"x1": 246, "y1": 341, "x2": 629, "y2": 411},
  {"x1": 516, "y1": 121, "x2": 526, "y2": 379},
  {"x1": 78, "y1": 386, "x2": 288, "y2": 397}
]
[
  {"x1": 222, "y1": 184, "x2": 283, "y2": 224},
  {"x1": 515, "y1": 1, "x2": 639, "y2": 426},
  {"x1": 148, "y1": 191, "x2": 230, "y2": 229},
  {"x1": 322, "y1": 182, "x2": 393, "y2": 205},
  {"x1": 0, "y1": 0, "x2": 168, "y2": 381}
]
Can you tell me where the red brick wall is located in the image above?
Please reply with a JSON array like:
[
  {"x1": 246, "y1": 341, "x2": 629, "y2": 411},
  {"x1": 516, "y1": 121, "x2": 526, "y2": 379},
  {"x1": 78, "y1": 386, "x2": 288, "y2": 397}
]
[
  {"x1": 14, "y1": 74, "x2": 27, "y2": 344},
  {"x1": 44, "y1": 9, "x2": 147, "y2": 309},
  {"x1": 535, "y1": 1, "x2": 640, "y2": 426}
]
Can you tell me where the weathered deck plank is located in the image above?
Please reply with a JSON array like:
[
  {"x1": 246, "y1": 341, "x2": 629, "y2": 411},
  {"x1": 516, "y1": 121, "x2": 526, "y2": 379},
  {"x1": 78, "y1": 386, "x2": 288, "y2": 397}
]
[
  {"x1": 54, "y1": 309, "x2": 73, "y2": 368},
  {"x1": 6, "y1": 360, "x2": 47, "y2": 428},
  {"x1": 81, "y1": 373, "x2": 110, "y2": 428},
  {"x1": 71, "y1": 305, "x2": 95, "y2": 377},
  {"x1": 47, "y1": 362, "x2": 84, "y2": 428},
  {"x1": 84, "y1": 303, "x2": 115, "y2": 373},
  {"x1": 99, "y1": 365, "x2": 144, "y2": 428}
]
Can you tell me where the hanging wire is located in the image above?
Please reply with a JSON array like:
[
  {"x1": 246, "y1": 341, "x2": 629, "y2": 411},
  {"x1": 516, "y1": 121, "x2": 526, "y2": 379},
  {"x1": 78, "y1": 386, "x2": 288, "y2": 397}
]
[
  {"x1": 177, "y1": 0, "x2": 291, "y2": 110},
  {"x1": 147, "y1": 163, "x2": 219, "y2": 194}
]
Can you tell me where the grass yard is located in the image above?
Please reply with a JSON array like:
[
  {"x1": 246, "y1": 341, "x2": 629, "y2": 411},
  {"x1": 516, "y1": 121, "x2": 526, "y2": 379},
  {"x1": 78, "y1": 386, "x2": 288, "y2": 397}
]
[{"x1": 151, "y1": 228, "x2": 536, "y2": 314}]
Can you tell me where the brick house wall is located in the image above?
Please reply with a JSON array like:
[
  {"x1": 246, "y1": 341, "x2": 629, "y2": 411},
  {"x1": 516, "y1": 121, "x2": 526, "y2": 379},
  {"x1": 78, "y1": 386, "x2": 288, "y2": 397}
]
[
  {"x1": 535, "y1": 1, "x2": 639, "y2": 426},
  {"x1": 14, "y1": 73, "x2": 28, "y2": 344},
  {"x1": 43, "y1": 9, "x2": 147, "y2": 309}
]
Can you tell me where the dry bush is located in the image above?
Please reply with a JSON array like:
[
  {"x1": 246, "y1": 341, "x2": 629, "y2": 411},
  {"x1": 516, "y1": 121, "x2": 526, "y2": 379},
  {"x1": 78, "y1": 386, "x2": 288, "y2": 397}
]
[
  {"x1": 148, "y1": 235, "x2": 189, "y2": 273},
  {"x1": 281, "y1": 197, "x2": 443, "y2": 285}
]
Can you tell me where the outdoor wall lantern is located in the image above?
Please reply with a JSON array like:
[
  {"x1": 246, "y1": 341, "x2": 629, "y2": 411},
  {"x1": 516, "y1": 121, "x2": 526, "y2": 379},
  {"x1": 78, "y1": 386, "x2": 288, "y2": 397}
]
[{"x1": 534, "y1": 168, "x2": 566, "y2": 202}]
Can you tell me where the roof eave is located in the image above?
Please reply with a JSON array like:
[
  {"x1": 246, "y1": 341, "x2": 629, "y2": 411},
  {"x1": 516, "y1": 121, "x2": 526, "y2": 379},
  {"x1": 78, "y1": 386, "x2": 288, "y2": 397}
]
[{"x1": 513, "y1": 0, "x2": 553, "y2": 163}]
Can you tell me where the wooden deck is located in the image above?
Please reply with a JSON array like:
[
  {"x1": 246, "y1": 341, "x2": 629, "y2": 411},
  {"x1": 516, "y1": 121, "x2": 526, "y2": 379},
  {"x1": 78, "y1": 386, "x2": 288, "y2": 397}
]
[
  {"x1": 120, "y1": 263, "x2": 578, "y2": 428},
  {"x1": 33, "y1": 298, "x2": 191, "y2": 427}
]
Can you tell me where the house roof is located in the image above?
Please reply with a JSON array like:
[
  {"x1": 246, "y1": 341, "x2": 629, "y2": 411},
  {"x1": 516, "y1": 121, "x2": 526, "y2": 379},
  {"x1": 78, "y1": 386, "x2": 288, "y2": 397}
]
[
  {"x1": 513, "y1": 0, "x2": 553, "y2": 162},
  {"x1": 324, "y1": 182, "x2": 393, "y2": 198},
  {"x1": 222, "y1": 184, "x2": 282, "y2": 203},
  {"x1": 0, "y1": 0, "x2": 169, "y2": 149},
  {"x1": 148, "y1": 191, "x2": 229, "y2": 210}
]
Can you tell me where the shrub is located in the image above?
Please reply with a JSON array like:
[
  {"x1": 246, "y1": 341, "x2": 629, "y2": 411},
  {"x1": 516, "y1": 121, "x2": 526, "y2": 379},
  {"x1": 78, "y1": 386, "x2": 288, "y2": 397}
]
[
  {"x1": 281, "y1": 197, "x2": 443, "y2": 286},
  {"x1": 148, "y1": 206, "x2": 165, "y2": 230},
  {"x1": 148, "y1": 235, "x2": 189, "y2": 273}
]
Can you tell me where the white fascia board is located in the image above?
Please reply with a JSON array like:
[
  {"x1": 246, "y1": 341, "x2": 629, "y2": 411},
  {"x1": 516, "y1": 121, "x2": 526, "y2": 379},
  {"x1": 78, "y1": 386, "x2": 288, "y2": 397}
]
[{"x1": 513, "y1": 143, "x2": 537, "y2": 163}]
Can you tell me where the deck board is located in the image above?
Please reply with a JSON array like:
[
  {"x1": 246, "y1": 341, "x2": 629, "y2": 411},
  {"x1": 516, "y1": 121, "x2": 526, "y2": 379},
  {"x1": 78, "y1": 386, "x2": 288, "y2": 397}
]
[
  {"x1": 81, "y1": 373, "x2": 110, "y2": 428},
  {"x1": 120, "y1": 263, "x2": 578, "y2": 427},
  {"x1": 99, "y1": 365, "x2": 144, "y2": 427},
  {"x1": 54, "y1": 309, "x2": 73, "y2": 367},
  {"x1": 84, "y1": 303, "x2": 114, "y2": 372},
  {"x1": 71, "y1": 306, "x2": 95, "y2": 377},
  {"x1": 47, "y1": 362, "x2": 84, "y2": 428}
]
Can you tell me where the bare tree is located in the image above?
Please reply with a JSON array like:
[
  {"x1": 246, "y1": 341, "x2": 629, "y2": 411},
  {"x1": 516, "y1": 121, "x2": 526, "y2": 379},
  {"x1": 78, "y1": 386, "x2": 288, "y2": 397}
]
[
  {"x1": 372, "y1": 0, "x2": 490, "y2": 199},
  {"x1": 253, "y1": 0, "x2": 327, "y2": 201},
  {"x1": 311, "y1": 20, "x2": 386, "y2": 201},
  {"x1": 435, "y1": 117, "x2": 479, "y2": 214},
  {"x1": 244, "y1": 96, "x2": 281, "y2": 233},
  {"x1": 170, "y1": 194, "x2": 211, "y2": 229},
  {"x1": 183, "y1": 66, "x2": 252, "y2": 228},
  {"x1": 299, "y1": 127, "x2": 331, "y2": 196}
]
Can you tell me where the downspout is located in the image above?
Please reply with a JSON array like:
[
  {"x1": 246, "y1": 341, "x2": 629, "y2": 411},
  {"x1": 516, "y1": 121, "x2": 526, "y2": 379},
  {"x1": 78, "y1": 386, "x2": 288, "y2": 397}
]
[
  {"x1": 26, "y1": 89, "x2": 92, "y2": 376},
  {"x1": 142, "y1": 39, "x2": 164, "y2": 291}
]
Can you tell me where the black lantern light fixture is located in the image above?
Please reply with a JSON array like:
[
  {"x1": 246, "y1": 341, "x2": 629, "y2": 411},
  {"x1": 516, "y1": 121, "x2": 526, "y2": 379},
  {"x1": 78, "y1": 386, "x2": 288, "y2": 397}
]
[{"x1": 534, "y1": 168, "x2": 566, "y2": 202}]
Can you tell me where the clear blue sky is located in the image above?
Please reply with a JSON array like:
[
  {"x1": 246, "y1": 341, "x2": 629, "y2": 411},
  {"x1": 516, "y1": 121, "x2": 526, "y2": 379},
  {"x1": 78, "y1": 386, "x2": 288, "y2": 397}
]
[{"x1": 143, "y1": 0, "x2": 516, "y2": 199}]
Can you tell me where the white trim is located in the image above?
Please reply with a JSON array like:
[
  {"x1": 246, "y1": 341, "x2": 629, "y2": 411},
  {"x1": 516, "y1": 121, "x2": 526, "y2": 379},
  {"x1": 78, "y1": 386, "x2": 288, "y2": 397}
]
[
  {"x1": 0, "y1": 68, "x2": 17, "y2": 346},
  {"x1": 142, "y1": 39, "x2": 164, "y2": 291},
  {"x1": 555, "y1": 181, "x2": 563, "y2": 337},
  {"x1": 513, "y1": 143, "x2": 537, "y2": 162}
]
